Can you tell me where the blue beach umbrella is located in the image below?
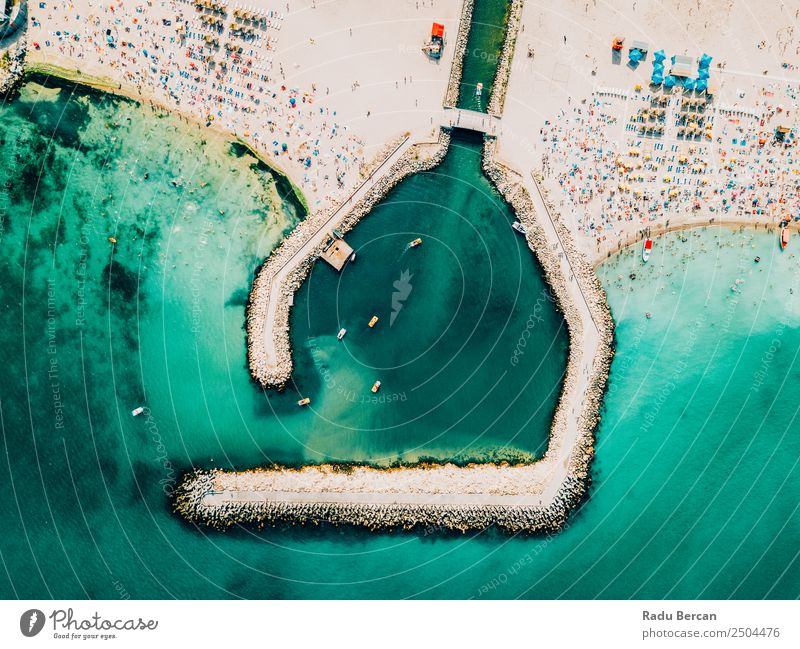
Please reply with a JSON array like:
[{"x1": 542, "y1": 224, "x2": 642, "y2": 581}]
[
  {"x1": 683, "y1": 78, "x2": 696, "y2": 91},
  {"x1": 654, "y1": 49, "x2": 666, "y2": 62},
  {"x1": 629, "y1": 48, "x2": 643, "y2": 63},
  {"x1": 663, "y1": 75, "x2": 677, "y2": 88},
  {"x1": 697, "y1": 68, "x2": 710, "y2": 80},
  {"x1": 695, "y1": 78, "x2": 708, "y2": 92},
  {"x1": 699, "y1": 53, "x2": 713, "y2": 68},
  {"x1": 651, "y1": 73, "x2": 664, "y2": 85}
]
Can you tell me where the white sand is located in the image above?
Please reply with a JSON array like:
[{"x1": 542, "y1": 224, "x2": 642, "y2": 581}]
[
  {"x1": 500, "y1": 0, "x2": 800, "y2": 261},
  {"x1": 27, "y1": 0, "x2": 460, "y2": 210}
]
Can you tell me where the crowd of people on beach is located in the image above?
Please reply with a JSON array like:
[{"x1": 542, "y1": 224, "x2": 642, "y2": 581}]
[
  {"x1": 29, "y1": 0, "x2": 366, "y2": 208},
  {"x1": 540, "y1": 81, "x2": 800, "y2": 249}
]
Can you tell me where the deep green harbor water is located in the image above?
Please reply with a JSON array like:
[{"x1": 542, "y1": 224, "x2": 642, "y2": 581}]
[
  {"x1": 457, "y1": 0, "x2": 511, "y2": 112},
  {"x1": 1, "y1": 81, "x2": 798, "y2": 599}
]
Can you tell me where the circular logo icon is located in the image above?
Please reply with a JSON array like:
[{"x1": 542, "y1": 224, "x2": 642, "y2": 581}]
[{"x1": 20, "y1": 609, "x2": 46, "y2": 637}]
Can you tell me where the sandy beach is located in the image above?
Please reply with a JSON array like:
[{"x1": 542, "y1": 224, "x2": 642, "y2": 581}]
[
  {"x1": 25, "y1": 0, "x2": 460, "y2": 211},
  {"x1": 499, "y1": 0, "x2": 800, "y2": 261}
]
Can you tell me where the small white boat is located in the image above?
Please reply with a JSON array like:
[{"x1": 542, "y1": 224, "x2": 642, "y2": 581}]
[
  {"x1": 512, "y1": 221, "x2": 527, "y2": 235},
  {"x1": 337, "y1": 328, "x2": 347, "y2": 340},
  {"x1": 350, "y1": 252, "x2": 357, "y2": 262},
  {"x1": 642, "y1": 237, "x2": 653, "y2": 262},
  {"x1": 297, "y1": 397, "x2": 311, "y2": 406},
  {"x1": 476, "y1": 82, "x2": 483, "y2": 96},
  {"x1": 371, "y1": 380, "x2": 381, "y2": 394},
  {"x1": 131, "y1": 407, "x2": 145, "y2": 417}
]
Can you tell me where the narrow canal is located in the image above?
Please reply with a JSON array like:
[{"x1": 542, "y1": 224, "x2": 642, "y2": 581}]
[{"x1": 457, "y1": 0, "x2": 512, "y2": 112}]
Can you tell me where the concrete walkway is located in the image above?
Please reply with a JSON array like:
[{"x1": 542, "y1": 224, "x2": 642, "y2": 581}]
[
  {"x1": 259, "y1": 136, "x2": 413, "y2": 372},
  {"x1": 521, "y1": 173, "x2": 602, "y2": 503}
]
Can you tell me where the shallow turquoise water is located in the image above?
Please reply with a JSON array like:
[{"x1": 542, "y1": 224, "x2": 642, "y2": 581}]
[{"x1": 1, "y1": 82, "x2": 798, "y2": 599}]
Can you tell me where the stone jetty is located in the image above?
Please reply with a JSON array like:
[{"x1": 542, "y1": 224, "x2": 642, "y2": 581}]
[
  {"x1": 486, "y1": 0, "x2": 523, "y2": 117},
  {"x1": 443, "y1": 0, "x2": 475, "y2": 108},
  {"x1": 246, "y1": 131, "x2": 450, "y2": 389},
  {"x1": 0, "y1": 37, "x2": 27, "y2": 95},
  {"x1": 175, "y1": 136, "x2": 615, "y2": 535},
  {"x1": 177, "y1": 0, "x2": 616, "y2": 535}
]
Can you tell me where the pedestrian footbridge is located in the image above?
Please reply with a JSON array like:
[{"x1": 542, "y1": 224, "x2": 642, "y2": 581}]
[{"x1": 441, "y1": 108, "x2": 501, "y2": 135}]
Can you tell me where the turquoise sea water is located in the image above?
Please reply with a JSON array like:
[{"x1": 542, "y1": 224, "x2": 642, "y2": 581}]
[
  {"x1": 456, "y1": 0, "x2": 510, "y2": 112},
  {"x1": 1, "y1": 81, "x2": 798, "y2": 599}
]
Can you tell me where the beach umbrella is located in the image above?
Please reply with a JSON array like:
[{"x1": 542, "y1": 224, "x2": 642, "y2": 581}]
[
  {"x1": 663, "y1": 75, "x2": 677, "y2": 88},
  {"x1": 695, "y1": 78, "x2": 708, "y2": 92},
  {"x1": 651, "y1": 72, "x2": 664, "y2": 85},
  {"x1": 683, "y1": 78, "x2": 696, "y2": 91},
  {"x1": 699, "y1": 53, "x2": 713, "y2": 68},
  {"x1": 654, "y1": 49, "x2": 666, "y2": 62},
  {"x1": 629, "y1": 48, "x2": 643, "y2": 63}
]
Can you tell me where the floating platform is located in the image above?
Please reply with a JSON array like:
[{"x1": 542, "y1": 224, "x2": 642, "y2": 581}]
[{"x1": 320, "y1": 236, "x2": 354, "y2": 271}]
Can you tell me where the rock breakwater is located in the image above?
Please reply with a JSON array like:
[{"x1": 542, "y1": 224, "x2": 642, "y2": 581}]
[
  {"x1": 175, "y1": 136, "x2": 615, "y2": 536},
  {"x1": 246, "y1": 130, "x2": 450, "y2": 388},
  {"x1": 486, "y1": 0, "x2": 523, "y2": 117},
  {"x1": 0, "y1": 38, "x2": 26, "y2": 95},
  {"x1": 482, "y1": 137, "x2": 615, "y2": 523},
  {"x1": 444, "y1": 0, "x2": 475, "y2": 107}
]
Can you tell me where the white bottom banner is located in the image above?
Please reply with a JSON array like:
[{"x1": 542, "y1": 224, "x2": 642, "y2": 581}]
[{"x1": 1, "y1": 600, "x2": 796, "y2": 648}]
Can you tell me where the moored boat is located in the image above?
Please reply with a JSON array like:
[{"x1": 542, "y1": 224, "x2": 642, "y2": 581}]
[
  {"x1": 642, "y1": 237, "x2": 653, "y2": 262},
  {"x1": 350, "y1": 252, "x2": 356, "y2": 262},
  {"x1": 297, "y1": 397, "x2": 311, "y2": 406},
  {"x1": 371, "y1": 380, "x2": 381, "y2": 393},
  {"x1": 368, "y1": 315, "x2": 379, "y2": 328},
  {"x1": 131, "y1": 406, "x2": 144, "y2": 417},
  {"x1": 337, "y1": 328, "x2": 347, "y2": 340},
  {"x1": 512, "y1": 221, "x2": 527, "y2": 235},
  {"x1": 781, "y1": 224, "x2": 790, "y2": 250}
]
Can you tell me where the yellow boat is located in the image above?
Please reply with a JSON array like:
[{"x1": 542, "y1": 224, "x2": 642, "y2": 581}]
[
  {"x1": 297, "y1": 397, "x2": 311, "y2": 406},
  {"x1": 371, "y1": 381, "x2": 381, "y2": 393},
  {"x1": 368, "y1": 315, "x2": 379, "y2": 328}
]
